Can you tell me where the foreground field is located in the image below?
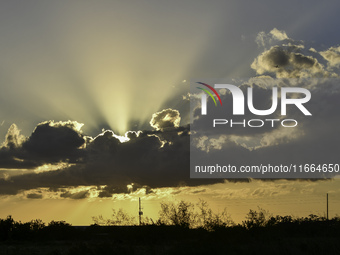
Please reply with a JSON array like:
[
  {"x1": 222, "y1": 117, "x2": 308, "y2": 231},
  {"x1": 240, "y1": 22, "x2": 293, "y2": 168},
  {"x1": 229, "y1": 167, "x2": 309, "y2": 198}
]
[{"x1": 0, "y1": 222, "x2": 340, "y2": 255}]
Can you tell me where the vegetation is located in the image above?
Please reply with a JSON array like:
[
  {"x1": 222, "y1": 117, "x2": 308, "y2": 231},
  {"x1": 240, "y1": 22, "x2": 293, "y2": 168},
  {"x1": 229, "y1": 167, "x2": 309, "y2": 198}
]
[
  {"x1": 92, "y1": 199, "x2": 234, "y2": 230},
  {"x1": 92, "y1": 208, "x2": 136, "y2": 226},
  {"x1": 156, "y1": 199, "x2": 234, "y2": 230},
  {"x1": 1, "y1": 201, "x2": 340, "y2": 254}
]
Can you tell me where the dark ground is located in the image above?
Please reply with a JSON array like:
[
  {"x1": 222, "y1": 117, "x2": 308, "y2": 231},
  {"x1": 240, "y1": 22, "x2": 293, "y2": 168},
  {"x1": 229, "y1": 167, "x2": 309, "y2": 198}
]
[{"x1": 1, "y1": 223, "x2": 340, "y2": 255}]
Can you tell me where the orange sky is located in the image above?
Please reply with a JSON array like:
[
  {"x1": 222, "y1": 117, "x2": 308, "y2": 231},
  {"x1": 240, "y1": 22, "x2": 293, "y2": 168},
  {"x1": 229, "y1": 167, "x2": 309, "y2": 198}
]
[{"x1": 1, "y1": 179, "x2": 339, "y2": 225}]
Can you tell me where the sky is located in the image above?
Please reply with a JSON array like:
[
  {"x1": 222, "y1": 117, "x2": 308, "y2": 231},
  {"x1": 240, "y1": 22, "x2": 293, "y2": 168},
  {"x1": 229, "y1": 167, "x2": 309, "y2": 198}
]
[{"x1": 0, "y1": 0, "x2": 340, "y2": 225}]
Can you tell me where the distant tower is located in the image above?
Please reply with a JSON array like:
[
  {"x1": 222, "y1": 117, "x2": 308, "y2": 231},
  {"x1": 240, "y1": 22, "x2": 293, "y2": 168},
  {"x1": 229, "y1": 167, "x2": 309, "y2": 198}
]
[
  {"x1": 139, "y1": 197, "x2": 143, "y2": 225},
  {"x1": 327, "y1": 193, "x2": 329, "y2": 220}
]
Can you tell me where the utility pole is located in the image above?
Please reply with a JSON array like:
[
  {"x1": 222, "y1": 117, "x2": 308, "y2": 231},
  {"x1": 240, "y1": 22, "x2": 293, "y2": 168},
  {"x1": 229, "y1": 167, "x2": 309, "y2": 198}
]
[
  {"x1": 327, "y1": 193, "x2": 329, "y2": 220},
  {"x1": 139, "y1": 197, "x2": 143, "y2": 225}
]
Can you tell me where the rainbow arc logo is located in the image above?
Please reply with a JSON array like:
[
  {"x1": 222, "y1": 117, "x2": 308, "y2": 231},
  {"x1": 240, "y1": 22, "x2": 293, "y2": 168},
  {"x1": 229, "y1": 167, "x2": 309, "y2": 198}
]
[{"x1": 196, "y1": 82, "x2": 222, "y2": 107}]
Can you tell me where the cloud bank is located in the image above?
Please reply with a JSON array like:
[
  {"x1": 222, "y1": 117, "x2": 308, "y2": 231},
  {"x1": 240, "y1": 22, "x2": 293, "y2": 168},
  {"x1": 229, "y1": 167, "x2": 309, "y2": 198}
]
[
  {"x1": 1, "y1": 28, "x2": 339, "y2": 198},
  {"x1": 0, "y1": 109, "x2": 222, "y2": 196}
]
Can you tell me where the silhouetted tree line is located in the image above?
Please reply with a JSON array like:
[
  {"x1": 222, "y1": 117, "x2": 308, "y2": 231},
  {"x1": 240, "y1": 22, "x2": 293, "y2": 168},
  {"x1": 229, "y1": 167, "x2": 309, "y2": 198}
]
[
  {"x1": 93, "y1": 200, "x2": 340, "y2": 230},
  {"x1": 1, "y1": 200, "x2": 340, "y2": 242},
  {"x1": 0, "y1": 216, "x2": 75, "y2": 241},
  {"x1": 92, "y1": 199, "x2": 234, "y2": 230}
]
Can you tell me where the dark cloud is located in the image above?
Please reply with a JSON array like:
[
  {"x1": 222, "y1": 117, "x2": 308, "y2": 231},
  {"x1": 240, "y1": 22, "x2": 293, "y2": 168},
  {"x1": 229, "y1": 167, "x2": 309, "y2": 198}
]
[
  {"x1": 26, "y1": 193, "x2": 43, "y2": 199},
  {"x1": 97, "y1": 185, "x2": 132, "y2": 198},
  {"x1": 98, "y1": 190, "x2": 113, "y2": 198},
  {"x1": 0, "y1": 121, "x2": 85, "y2": 169},
  {"x1": 251, "y1": 45, "x2": 329, "y2": 78},
  {"x1": 0, "y1": 124, "x2": 37, "y2": 169},
  {"x1": 251, "y1": 28, "x2": 340, "y2": 78},
  {"x1": 22, "y1": 121, "x2": 85, "y2": 163},
  {"x1": 60, "y1": 190, "x2": 89, "y2": 200},
  {"x1": 0, "y1": 116, "x2": 223, "y2": 196},
  {"x1": 191, "y1": 189, "x2": 206, "y2": 194}
]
